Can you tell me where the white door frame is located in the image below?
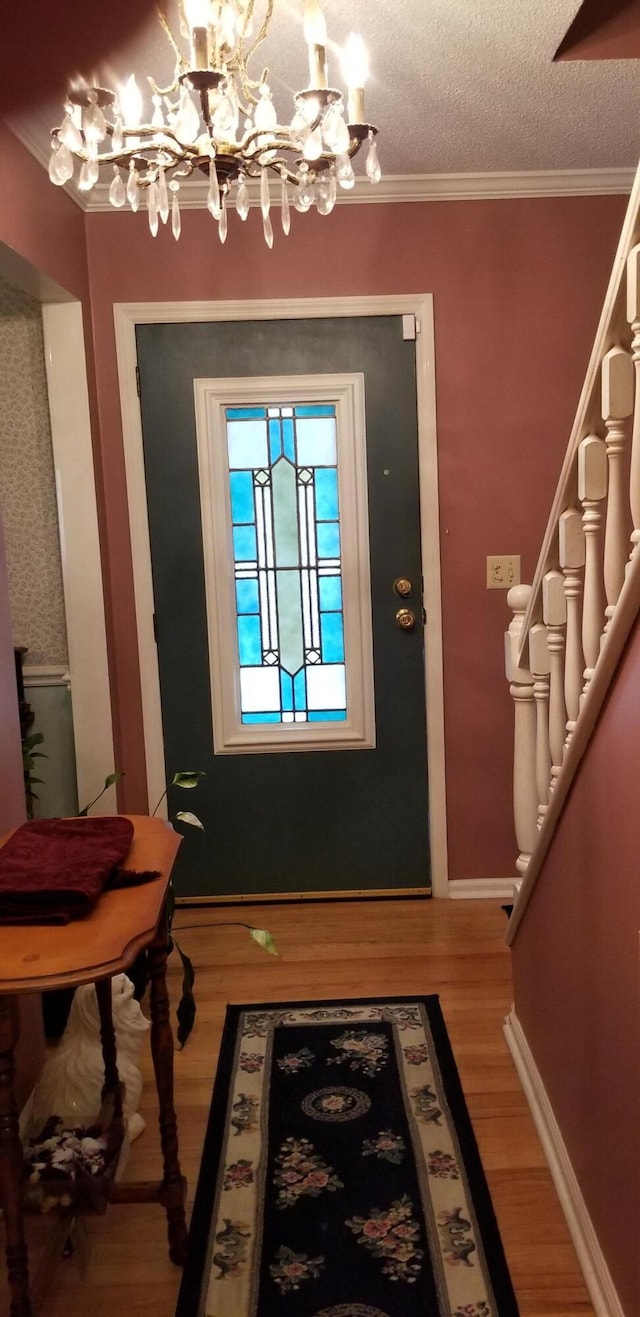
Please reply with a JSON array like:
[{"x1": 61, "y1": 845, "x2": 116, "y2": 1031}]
[{"x1": 113, "y1": 295, "x2": 449, "y2": 896}]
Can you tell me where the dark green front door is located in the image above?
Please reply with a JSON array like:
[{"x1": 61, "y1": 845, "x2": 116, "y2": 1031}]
[{"x1": 136, "y1": 316, "x2": 430, "y2": 898}]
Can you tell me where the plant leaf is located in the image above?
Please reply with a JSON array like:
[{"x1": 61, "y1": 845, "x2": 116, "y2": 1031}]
[
  {"x1": 105, "y1": 771, "x2": 124, "y2": 788},
  {"x1": 175, "y1": 811, "x2": 204, "y2": 830},
  {"x1": 249, "y1": 926, "x2": 278, "y2": 957},
  {"x1": 23, "y1": 732, "x2": 45, "y2": 750},
  {"x1": 173, "y1": 936, "x2": 196, "y2": 1047},
  {"x1": 171, "y1": 771, "x2": 206, "y2": 789}
]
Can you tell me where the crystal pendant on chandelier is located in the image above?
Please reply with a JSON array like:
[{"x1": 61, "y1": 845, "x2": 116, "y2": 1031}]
[
  {"x1": 59, "y1": 113, "x2": 83, "y2": 153},
  {"x1": 47, "y1": 0, "x2": 380, "y2": 245},
  {"x1": 48, "y1": 142, "x2": 74, "y2": 186},
  {"x1": 207, "y1": 162, "x2": 221, "y2": 220},
  {"x1": 336, "y1": 152, "x2": 355, "y2": 190},
  {"x1": 322, "y1": 105, "x2": 350, "y2": 155},
  {"x1": 366, "y1": 133, "x2": 382, "y2": 184},
  {"x1": 236, "y1": 174, "x2": 250, "y2": 220},
  {"x1": 170, "y1": 181, "x2": 181, "y2": 240},
  {"x1": 218, "y1": 196, "x2": 228, "y2": 244},
  {"x1": 316, "y1": 170, "x2": 336, "y2": 216},
  {"x1": 158, "y1": 168, "x2": 169, "y2": 224},
  {"x1": 147, "y1": 180, "x2": 160, "y2": 236},
  {"x1": 127, "y1": 163, "x2": 141, "y2": 212},
  {"x1": 83, "y1": 95, "x2": 106, "y2": 144},
  {"x1": 108, "y1": 166, "x2": 126, "y2": 208},
  {"x1": 280, "y1": 179, "x2": 291, "y2": 236},
  {"x1": 78, "y1": 154, "x2": 99, "y2": 191}
]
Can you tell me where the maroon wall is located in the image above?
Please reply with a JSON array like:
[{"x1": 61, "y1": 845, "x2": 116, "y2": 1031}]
[
  {"x1": 84, "y1": 191, "x2": 626, "y2": 879},
  {"x1": 512, "y1": 619, "x2": 640, "y2": 1314}
]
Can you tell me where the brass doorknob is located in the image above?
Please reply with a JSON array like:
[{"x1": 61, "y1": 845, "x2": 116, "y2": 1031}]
[
  {"x1": 395, "y1": 607, "x2": 416, "y2": 630},
  {"x1": 393, "y1": 577, "x2": 413, "y2": 597}
]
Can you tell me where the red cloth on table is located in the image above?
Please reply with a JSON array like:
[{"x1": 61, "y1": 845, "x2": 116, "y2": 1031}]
[{"x1": 0, "y1": 817, "x2": 159, "y2": 924}]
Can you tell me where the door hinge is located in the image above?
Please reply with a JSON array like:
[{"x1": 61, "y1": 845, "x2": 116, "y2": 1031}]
[{"x1": 135, "y1": 365, "x2": 141, "y2": 398}]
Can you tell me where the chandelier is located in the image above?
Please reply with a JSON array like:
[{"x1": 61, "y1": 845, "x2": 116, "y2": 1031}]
[{"x1": 48, "y1": 0, "x2": 381, "y2": 245}]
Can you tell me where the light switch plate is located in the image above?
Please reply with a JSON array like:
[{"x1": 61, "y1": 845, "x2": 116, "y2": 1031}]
[{"x1": 486, "y1": 555, "x2": 521, "y2": 589}]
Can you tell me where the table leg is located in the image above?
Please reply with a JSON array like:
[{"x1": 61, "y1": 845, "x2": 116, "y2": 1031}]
[
  {"x1": 148, "y1": 903, "x2": 187, "y2": 1265},
  {"x1": 0, "y1": 994, "x2": 33, "y2": 1317}
]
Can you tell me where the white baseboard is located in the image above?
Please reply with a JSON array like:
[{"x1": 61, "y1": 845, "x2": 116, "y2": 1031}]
[
  {"x1": 447, "y1": 878, "x2": 519, "y2": 899},
  {"x1": 504, "y1": 1008, "x2": 625, "y2": 1317}
]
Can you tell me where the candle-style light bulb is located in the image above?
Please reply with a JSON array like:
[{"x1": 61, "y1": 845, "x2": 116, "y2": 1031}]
[
  {"x1": 341, "y1": 33, "x2": 369, "y2": 124},
  {"x1": 119, "y1": 75, "x2": 143, "y2": 127},
  {"x1": 184, "y1": 0, "x2": 211, "y2": 68},
  {"x1": 303, "y1": 0, "x2": 328, "y2": 89}
]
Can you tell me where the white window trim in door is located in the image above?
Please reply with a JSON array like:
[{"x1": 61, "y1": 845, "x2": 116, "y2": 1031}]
[
  {"x1": 195, "y1": 373, "x2": 375, "y2": 754},
  {"x1": 114, "y1": 295, "x2": 449, "y2": 896}
]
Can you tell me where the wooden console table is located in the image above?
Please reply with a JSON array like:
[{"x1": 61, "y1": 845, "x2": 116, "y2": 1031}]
[{"x1": 0, "y1": 815, "x2": 188, "y2": 1317}]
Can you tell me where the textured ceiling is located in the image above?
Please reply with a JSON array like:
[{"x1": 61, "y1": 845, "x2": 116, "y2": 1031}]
[{"x1": 9, "y1": 0, "x2": 640, "y2": 192}]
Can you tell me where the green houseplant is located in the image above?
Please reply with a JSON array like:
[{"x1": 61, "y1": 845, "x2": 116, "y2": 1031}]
[{"x1": 80, "y1": 770, "x2": 277, "y2": 1046}]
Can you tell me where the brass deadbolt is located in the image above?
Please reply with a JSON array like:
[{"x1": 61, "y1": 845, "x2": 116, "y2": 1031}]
[{"x1": 393, "y1": 577, "x2": 413, "y2": 597}]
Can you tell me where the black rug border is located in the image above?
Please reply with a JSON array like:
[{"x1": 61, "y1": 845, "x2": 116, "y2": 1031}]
[{"x1": 175, "y1": 994, "x2": 520, "y2": 1316}]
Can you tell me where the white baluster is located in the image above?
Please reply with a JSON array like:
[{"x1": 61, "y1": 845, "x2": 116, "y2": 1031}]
[
  {"x1": 529, "y1": 621, "x2": 551, "y2": 828},
  {"x1": 558, "y1": 508, "x2": 585, "y2": 741},
  {"x1": 542, "y1": 569, "x2": 566, "y2": 795},
  {"x1": 625, "y1": 244, "x2": 640, "y2": 559},
  {"x1": 601, "y1": 346, "x2": 633, "y2": 628},
  {"x1": 578, "y1": 433, "x2": 607, "y2": 687},
  {"x1": 505, "y1": 584, "x2": 538, "y2": 875}
]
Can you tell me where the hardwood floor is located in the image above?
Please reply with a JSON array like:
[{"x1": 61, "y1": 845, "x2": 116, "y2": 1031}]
[{"x1": 8, "y1": 898, "x2": 594, "y2": 1316}]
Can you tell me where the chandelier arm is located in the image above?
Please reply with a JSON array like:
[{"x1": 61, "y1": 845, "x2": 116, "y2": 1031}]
[
  {"x1": 157, "y1": 8, "x2": 189, "y2": 75},
  {"x1": 240, "y1": 124, "x2": 304, "y2": 153},
  {"x1": 148, "y1": 73, "x2": 181, "y2": 98},
  {"x1": 235, "y1": 0, "x2": 273, "y2": 101}
]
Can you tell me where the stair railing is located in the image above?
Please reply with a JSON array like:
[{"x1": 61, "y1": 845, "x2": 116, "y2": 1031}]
[{"x1": 505, "y1": 161, "x2": 640, "y2": 944}]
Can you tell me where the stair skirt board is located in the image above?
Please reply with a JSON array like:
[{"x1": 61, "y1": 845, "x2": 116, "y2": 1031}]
[{"x1": 503, "y1": 1008, "x2": 624, "y2": 1317}]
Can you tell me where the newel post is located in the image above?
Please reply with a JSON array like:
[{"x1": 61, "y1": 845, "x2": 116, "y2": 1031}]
[{"x1": 505, "y1": 584, "x2": 538, "y2": 875}]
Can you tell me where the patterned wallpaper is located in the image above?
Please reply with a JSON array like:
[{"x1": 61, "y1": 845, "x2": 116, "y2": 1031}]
[{"x1": 0, "y1": 276, "x2": 68, "y2": 666}]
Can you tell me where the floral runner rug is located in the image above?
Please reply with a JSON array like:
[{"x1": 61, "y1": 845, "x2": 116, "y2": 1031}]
[{"x1": 176, "y1": 996, "x2": 519, "y2": 1317}]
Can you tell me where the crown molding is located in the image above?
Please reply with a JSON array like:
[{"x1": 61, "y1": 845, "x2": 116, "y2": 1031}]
[{"x1": 6, "y1": 120, "x2": 634, "y2": 209}]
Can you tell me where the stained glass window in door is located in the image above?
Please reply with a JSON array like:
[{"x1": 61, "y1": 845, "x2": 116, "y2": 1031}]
[{"x1": 226, "y1": 403, "x2": 347, "y2": 724}]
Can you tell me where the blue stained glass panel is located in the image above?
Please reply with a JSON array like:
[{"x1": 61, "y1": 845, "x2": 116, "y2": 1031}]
[
  {"x1": 233, "y1": 524, "x2": 257, "y2": 562},
  {"x1": 319, "y1": 576, "x2": 342, "y2": 611},
  {"x1": 242, "y1": 712, "x2": 281, "y2": 723},
  {"x1": 283, "y1": 417, "x2": 295, "y2": 461},
  {"x1": 321, "y1": 612, "x2": 344, "y2": 663},
  {"x1": 316, "y1": 521, "x2": 340, "y2": 558},
  {"x1": 237, "y1": 615, "x2": 262, "y2": 665},
  {"x1": 315, "y1": 468, "x2": 339, "y2": 520},
  {"x1": 308, "y1": 709, "x2": 347, "y2": 722},
  {"x1": 269, "y1": 417, "x2": 282, "y2": 462},
  {"x1": 280, "y1": 670, "x2": 294, "y2": 712},
  {"x1": 293, "y1": 668, "x2": 307, "y2": 712},
  {"x1": 236, "y1": 579, "x2": 259, "y2": 614},
  {"x1": 295, "y1": 405, "x2": 335, "y2": 417},
  {"x1": 227, "y1": 407, "x2": 266, "y2": 420},
  {"x1": 230, "y1": 471, "x2": 255, "y2": 524}
]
